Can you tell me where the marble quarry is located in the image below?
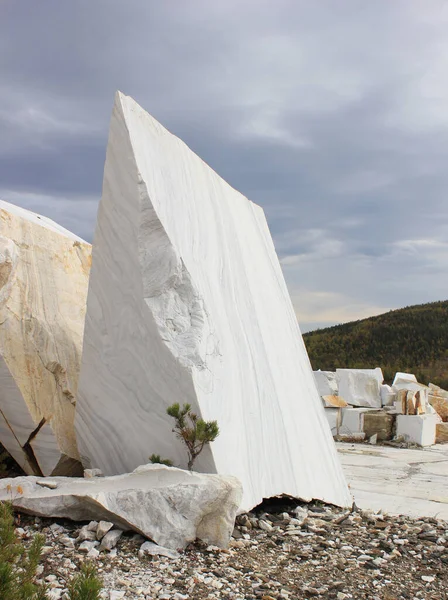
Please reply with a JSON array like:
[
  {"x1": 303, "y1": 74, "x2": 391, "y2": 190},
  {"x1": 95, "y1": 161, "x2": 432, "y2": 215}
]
[
  {"x1": 75, "y1": 91, "x2": 351, "y2": 512},
  {"x1": 0, "y1": 200, "x2": 91, "y2": 475}
]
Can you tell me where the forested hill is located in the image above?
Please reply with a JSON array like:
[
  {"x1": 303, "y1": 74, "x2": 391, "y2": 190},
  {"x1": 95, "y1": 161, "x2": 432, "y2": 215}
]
[{"x1": 302, "y1": 300, "x2": 448, "y2": 388}]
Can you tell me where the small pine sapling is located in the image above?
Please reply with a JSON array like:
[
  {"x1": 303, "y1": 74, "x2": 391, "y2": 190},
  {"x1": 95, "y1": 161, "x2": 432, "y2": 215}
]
[
  {"x1": 148, "y1": 454, "x2": 173, "y2": 467},
  {"x1": 166, "y1": 403, "x2": 219, "y2": 471},
  {"x1": 67, "y1": 561, "x2": 102, "y2": 600},
  {"x1": 0, "y1": 501, "x2": 49, "y2": 600}
]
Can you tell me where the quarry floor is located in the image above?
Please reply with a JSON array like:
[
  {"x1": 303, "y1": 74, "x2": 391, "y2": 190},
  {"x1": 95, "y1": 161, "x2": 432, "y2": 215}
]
[{"x1": 338, "y1": 442, "x2": 448, "y2": 521}]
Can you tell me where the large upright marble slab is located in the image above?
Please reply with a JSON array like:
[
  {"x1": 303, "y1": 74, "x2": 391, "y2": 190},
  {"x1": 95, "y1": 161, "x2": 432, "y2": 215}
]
[
  {"x1": 76, "y1": 92, "x2": 351, "y2": 511},
  {"x1": 0, "y1": 199, "x2": 91, "y2": 475}
]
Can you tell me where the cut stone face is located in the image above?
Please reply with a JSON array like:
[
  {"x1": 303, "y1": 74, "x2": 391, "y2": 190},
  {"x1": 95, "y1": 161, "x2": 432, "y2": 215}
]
[
  {"x1": 0, "y1": 199, "x2": 91, "y2": 475},
  {"x1": 340, "y1": 407, "x2": 378, "y2": 436},
  {"x1": 337, "y1": 368, "x2": 383, "y2": 408},
  {"x1": 396, "y1": 415, "x2": 438, "y2": 447},
  {"x1": 362, "y1": 411, "x2": 394, "y2": 441},
  {"x1": 76, "y1": 92, "x2": 351, "y2": 511}
]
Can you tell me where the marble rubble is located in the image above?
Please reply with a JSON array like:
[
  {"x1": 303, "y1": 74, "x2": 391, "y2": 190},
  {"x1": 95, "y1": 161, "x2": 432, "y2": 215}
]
[
  {"x1": 75, "y1": 91, "x2": 351, "y2": 512},
  {"x1": 316, "y1": 368, "x2": 448, "y2": 447},
  {"x1": 0, "y1": 464, "x2": 242, "y2": 550},
  {"x1": 0, "y1": 199, "x2": 91, "y2": 475}
]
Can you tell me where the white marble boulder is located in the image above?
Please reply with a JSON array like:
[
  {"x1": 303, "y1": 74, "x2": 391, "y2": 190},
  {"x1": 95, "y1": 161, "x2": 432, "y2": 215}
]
[
  {"x1": 0, "y1": 200, "x2": 91, "y2": 475},
  {"x1": 336, "y1": 368, "x2": 383, "y2": 408},
  {"x1": 0, "y1": 465, "x2": 242, "y2": 550},
  {"x1": 76, "y1": 92, "x2": 351, "y2": 512}
]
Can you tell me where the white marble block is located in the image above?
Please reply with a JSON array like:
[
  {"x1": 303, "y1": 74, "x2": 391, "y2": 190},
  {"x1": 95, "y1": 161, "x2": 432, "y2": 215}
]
[
  {"x1": 340, "y1": 407, "x2": 378, "y2": 436},
  {"x1": 337, "y1": 368, "x2": 383, "y2": 408},
  {"x1": 393, "y1": 372, "x2": 418, "y2": 386},
  {"x1": 0, "y1": 199, "x2": 91, "y2": 475},
  {"x1": 380, "y1": 384, "x2": 396, "y2": 407},
  {"x1": 396, "y1": 415, "x2": 438, "y2": 447},
  {"x1": 75, "y1": 92, "x2": 351, "y2": 511}
]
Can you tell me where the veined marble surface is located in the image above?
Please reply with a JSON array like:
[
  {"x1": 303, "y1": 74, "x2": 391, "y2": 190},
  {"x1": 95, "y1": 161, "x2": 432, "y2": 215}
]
[
  {"x1": 76, "y1": 92, "x2": 351, "y2": 511},
  {"x1": 337, "y1": 368, "x2": 383, "y2": 408},
  {"x1": 0, "y1": 199, "x2": 91, "y2": 474}
]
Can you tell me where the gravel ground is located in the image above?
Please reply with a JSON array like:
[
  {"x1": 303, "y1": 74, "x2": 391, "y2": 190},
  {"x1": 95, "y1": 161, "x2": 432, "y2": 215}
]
[{"x1": 14, "y1": 498, "x2": 448, "y2": 600}]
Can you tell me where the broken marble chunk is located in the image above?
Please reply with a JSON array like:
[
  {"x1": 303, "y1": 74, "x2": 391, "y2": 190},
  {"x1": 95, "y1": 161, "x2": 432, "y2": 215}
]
[
  {"x1": 138, "y1": 541, "x2": 180, "y2": 560},
  {"x1": 99, "y1": 529, "x2": 122, "y2": 551},
  {"x1": 96, "y1": 520, "x2": 114, "y2": 540},
  {"x1": 0, "y1": 464, "x2": 242, "y2": 550},
  {"x1": 36, "y1": 480, "x2": 58, "y2": 490},
  {"x1": 0, "y1": 199, "x2": 91, "y2": 475}
]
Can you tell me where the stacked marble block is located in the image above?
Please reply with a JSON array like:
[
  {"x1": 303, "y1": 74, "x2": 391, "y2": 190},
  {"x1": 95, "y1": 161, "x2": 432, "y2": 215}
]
[{"x1": 315, "y1": 369, "x2": 445, "y2": 446}]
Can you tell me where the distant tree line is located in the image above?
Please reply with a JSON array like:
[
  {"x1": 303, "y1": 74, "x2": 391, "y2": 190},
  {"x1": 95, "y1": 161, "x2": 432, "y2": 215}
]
[{"x1": 303, "y1": 300, "x2": 448, "y2": 389}]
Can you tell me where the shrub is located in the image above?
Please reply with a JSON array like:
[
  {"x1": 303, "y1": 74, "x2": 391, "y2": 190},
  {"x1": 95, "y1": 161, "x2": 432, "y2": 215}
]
[
  {"x1": 67, "y1": 561, "x2": 102, "y2": 600},
  {"x1": 0, "y1": 501, "x2": 48, "y2": 599},
  {"x1": 0, "y1": 502, "x2": 103, "y2": 600},
  {"x1": 166, "y1": 403, "x2": 219, "y2": 471},
  {"x1": 148, "y1": 454, "x2": 173, "y2": 467}
]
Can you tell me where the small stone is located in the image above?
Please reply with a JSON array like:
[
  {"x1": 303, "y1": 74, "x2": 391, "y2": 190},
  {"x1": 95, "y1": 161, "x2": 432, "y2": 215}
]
[
  {"x1": 59, "y1": 536, "x2": 75, "y2": 548},
  {"x1": 109, "y1": 593, "x2": 125, "y2": 600},
  {"x1": 79, "y1": 540, "x2": 100, "y2": 553},
  {"x1": 87, "y1": 521, "x2": 99, "y2": 531},
  {"x1": 36, "y1": 480, "x2": 58, "y2": 490},
  {"x1": 99, "y1": 529, "x2": 122, "y2": 551},
  {"x1": 77, "y1": 526, "x2": 97, "y2": 543},
  {"x1": 258, "y1": 520, "x2": 273, "y2": 532},
  {"x1": 87, "y1": 547, "x2": 100, "y2": 559},
  {"x1": 421, "y1": 575, "x2": 435, "y2": 583},
  {"x1": 357, "y1": 554, "x2": 373, "y2": 562},
  {"x1": 84, "y1": 468, "x2": 104, "y2": 478},
  {"x1": 293, "y1": 507, "x2": 308, "y2": 524},
  {"x1": 96, "y1": 521, "x2": 114, "y2": 540},
  {"x1": 138, "y1": 541, "x2": 180, "y2": 560}
]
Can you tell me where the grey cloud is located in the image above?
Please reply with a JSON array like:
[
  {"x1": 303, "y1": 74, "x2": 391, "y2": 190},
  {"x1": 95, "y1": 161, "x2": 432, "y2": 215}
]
[{"x1": 1, "y1": 0, "x2": 448, "y2": 328}]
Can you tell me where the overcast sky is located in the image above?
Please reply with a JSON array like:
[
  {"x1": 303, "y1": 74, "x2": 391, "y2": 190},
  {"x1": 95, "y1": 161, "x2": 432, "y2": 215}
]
[{"x1": 1, "y1": 1, "x2": 447, "y2": 332}]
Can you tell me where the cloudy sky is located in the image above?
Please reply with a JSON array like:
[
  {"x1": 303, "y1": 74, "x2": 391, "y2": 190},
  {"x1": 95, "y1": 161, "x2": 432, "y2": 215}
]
[{"x1": 1, "y1": 1, "x2": 448, "y2": 331}]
